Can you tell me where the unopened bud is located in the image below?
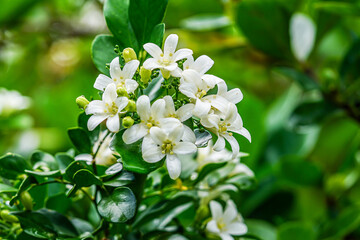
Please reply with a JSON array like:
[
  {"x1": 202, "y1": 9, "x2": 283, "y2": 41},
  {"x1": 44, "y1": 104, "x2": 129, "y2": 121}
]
[
  {"x1": 117, "y1": 87, "x2": 129, "y2": 97},
  {"x1": 140, "y1": 67, "x2": 152, "y2": 84},
  {"x1": 20, "y1": 191, "x2": 33, "y2": 211},
  {"x1": 76, "y1": 96, "x2": 89, "y2": 109},
  {"x1": 0, "y1": 210, "x2": 18, "y2": 223},
  {"x1": 122, "y1": 116, "x2": 134, "y2": 128},
  {"x1": 122, "y1": 48, "x2": 137, "y2": 62},
  {"x1": 125, "y1": 100, "x2": 136, "y2": 112}
]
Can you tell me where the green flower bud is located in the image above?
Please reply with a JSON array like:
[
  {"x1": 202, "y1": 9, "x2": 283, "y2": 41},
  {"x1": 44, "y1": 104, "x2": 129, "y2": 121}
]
[
  {"x1": 20, "y1": 191, "x2": 33, "y2": 211},
  {"x1": 125, "y1": 100, "x2": 136, "y2": 112},
  {"x1": 0, "y1": 210, "x2": 18, "y2": 223},
  {"x1": 140, "y1": 66, "x2": 152, "y2": 84},
  {"x1": 122, "y1": 116, "x2": 134, "y2": 128},
  {"x1": 117, "y1": 87, "x2": 129, "y2": 97},
  {"x1": 160, "y1": 69, "x2": 171, "y2": 79},
  {"x1": 76, "y1": 95, "x2": 89, "y2": 109},
  {"x1": 122, "y1": 48, "x2": 137, "y2": 62}
]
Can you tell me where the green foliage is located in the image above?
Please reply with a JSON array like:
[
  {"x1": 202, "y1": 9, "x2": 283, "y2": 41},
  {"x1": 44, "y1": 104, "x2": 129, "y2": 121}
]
[{"x1": 0, "y1": 153, "x2": 31, "y2": 179}]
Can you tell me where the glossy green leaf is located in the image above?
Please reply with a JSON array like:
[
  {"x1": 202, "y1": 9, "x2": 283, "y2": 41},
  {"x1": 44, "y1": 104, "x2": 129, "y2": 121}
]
[
  {"x1": 105, "y1": 162, "x2": 123, "y2": 176},
  {"x1": 65, "y1": 160, "x2": 92, "y2": 182},
  {"x1": 0, "y1": 153, "x2": 31, "y2": 179},
  {"x1": 97, "y1": 187, "x2": 136, "y2": 223},
  {"x1": 194, "y1": 161, "x2": 227, "y2": 184},
  {"x1": 194, "y1": 129, "x2": 212, "y2": 147},
  {"x1": 31, "y1": 151, "x2": 59, "y2": 170},
  {"x1": 104, "y1": 0, "x2": 138, "y2": 51},
  {"x1": 274, "y1": 67, "x2": 319, "y2": 91},
  {"x1": 278, "y1": 222, "x2": 316, "y2": 240},
  {"x1": 68, "y1": 127, "x2": 92, "y2": 153},
  {"x1": 25, "y1": 169, "x2": 61, "y2": 178},
  {"x1": 104, "y1": 171, "x2": 134, "y2": 187},
  {"x1": 143, "y1": 74, "x2": 165, "y2": 102},
  {"x1": 149, "y1": 23, "x2": 165, "y2": 48},
  {"x1": 111, "y1": 130, "x2": 164, "y2": 174},
  {"x1": 73, "y1": 169, "x2": 102, "y2": 187},
  {"x1": 91, "y1": 35, "x2": 119, "y2": 75},
  {"x1": 55, "y1": 153, "x2": 74, "y2": 171}
]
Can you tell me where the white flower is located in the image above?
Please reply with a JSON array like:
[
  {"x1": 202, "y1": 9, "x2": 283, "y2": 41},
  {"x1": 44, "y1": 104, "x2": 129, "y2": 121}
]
[
  {"x1": 122, "y1": 95, "x2": 166, "y2": 144},
  {"x1": 172, "y1": 55, "x2": 214, "y2": 78},
  {"x1": 163, "y1": 95, "x2": 194, "y2": 122},
  {"x1": 142, "y1": 123, "x2": 197, "y2": 179},
  {"x1": 206, "y1": 200, "x2": 247, "y2": 240},
  {"x1": 214, "y1": 81, "x2": 243, "y2": 105},
  {"x1": 94, "y1": 57, "x2": 139, "y2": 94},
  {"x1": 86, "y1": 83, "x2": 128, "y2": 132},
  {"x1": 201, "y1": 103, "x2": 251, "y2": 157},
  {"x1": 0, "y1": 88, "x2": 31, "y2": 116},
  {"x1": 143, "y1": 34, "x2": 193, "y2": 78}
]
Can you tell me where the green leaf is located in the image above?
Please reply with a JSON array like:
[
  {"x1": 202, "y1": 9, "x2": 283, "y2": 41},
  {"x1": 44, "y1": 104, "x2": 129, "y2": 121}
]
[
  {"x1": 68, "y1": 127, "x2": 92, "y2": 153},
  {"x1": 129, "y1": 0, "x2": 168, "y2": 47},
  {"x1": 104, "y1": 171, "x2": 134, "y2": 187},
  {"x1": 111, "y1": 130, "x2": 164, "y2": 174},
  {"x1": 73, "y1": 169, "x2": 102, "y2": 187},
  {"x1": 246, "y1": 219, "x2": 277, "y2": 240},
  {"x1": 25, "y1": 170, "x2": 62, "y2": 178},
  {"x1": 55, "y1": 153, "x2": 74, "y2": 171},
  {"x1": 0, "y1": 153, "x2": 31, "y2": 179},
  {"x1": 104, "y1": 0, "x2": 138, "y2": 51},
  {"x1": 339, "y1": 38, "x2": 360, "y2": 85},
  {"x1": 46, "y1": 193, "x2": 72, "y2": 214},
  {"x1": 105, "y1": 162, "x2": 123, "y2": 176},
  {"x1": 65, "y1": 160, "x2": 92, "y2": 182},
  {"x1": 149, "y1": 23, "x2": 165, "y2": 48},
  {"x1": 194, "y1": 162, "x2": 227, "y2": 184},
  {"x1": 236, "y1": 0, "x2": 292, "y2": 59},
  {"x1": 274, "y1": 67, "x2": 319, "y2": 91},
  {"x1": 143, "y1": 74, "x2": 165, "y2": 102},
  {"x1": 31, "y1": 151, "x2": 59, "y2": 171},
  {"x1": 313, "y1": 2, "x2": 360, "y2": 16},
  {"x1": 91, "y1": 35, "x2": 119, "y2": 75},
  {"x1": 0, "y1": 183, "x2": 17, "y2": 193},
  {"x1": 78, "y1": 112, "x2": 100, "y2": 144},
  {"x1": 278, "y1": 222, "x2": 317, "y2": 240},
  {"x1": 180, "y1": 14, "x2": 231, "y2": 32},
  {"x1": 97, "y1": 187, "x2": 136, "y2": 223},
  {"x1": 194, "y1": 129, "x2": 212, "y2": 147},
  {"x1": 10, "y1": 176, "x2": 37, "y2": 206}
]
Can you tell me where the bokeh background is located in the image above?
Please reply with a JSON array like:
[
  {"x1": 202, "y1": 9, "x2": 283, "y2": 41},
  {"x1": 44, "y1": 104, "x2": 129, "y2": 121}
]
[{"x1": 1, "y1": 0, "x2": 360, "y2": 239}]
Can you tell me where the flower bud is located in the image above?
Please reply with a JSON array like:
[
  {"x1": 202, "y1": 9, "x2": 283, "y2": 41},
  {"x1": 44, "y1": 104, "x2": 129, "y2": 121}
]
[
  {"x1": 20, "y1": 191, "x2": 33, "y2": 211},
  {"x1": 76, "y1": 95, "x2": 89, "y2": 109},
  {"x1": 125, "y1": 100, "x2": 136, "y2": 112},
  {"x1": 122, "y1": 48, "x2": 137, "y2": 62},
  {"x1": 140, "y1": 67, "x2": 152, "y2": 84},
  {"x1": 160, "y1": 69, "x2": 171, "y2": 79},
  {"x1": 122, "y1": 116, "x2": 134, "y2": 128},
  {"x1": 0, "y1": 210, "x2": 18, "y2": 223},
  {"x1": 116, "y1": 87, "x2": 129, "y2": 97}
]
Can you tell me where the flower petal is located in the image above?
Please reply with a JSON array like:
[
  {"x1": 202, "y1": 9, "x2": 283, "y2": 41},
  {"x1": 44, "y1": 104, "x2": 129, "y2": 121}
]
[
  {"x1": 142, "y1": 135, "x2": 164, "y2": 163},
  {"x1": 219, "y1": 233, "x2": 234, "y2": 240},
  {"x1": 159, "y1": 118, "x2": 182, "y2": 133},
  {"x1": 176, "y1": 103, "x2": 194, "y2": 122},
  {"x1": 163, "y1": 95, "x2": 176, "y2": 116},
  {"x1": 151, "y1": 98, "x2": 166, "y2": 121},
  {"x1": 182, "y1": 125, "x2": 196, "y2": 143},
  {"x1": 115, "y1": 97, "x2": 129, "y2": 112},
  {"x1": 106, "y1": 115, "x2": 120, "y2": 132},
  {"x1": 202, "y1": 74, "x2": 223, "y2": 88},
  {"x1": 193, "y1": 99, "x2": 211, "y2": 118},
  {"x1": 149, "y1": 127, "x2": 168, "y2": 145},
  {"x1": 136, "y1": 95, "x2": 151, "y2": 121},
  {"x1": 125, "y1": 79, "x2": 139, "y2": 93},
  {"x1": 174, "y1": 48, "x2": 193, "y2": 61},
  {"x1": 94, "y1": 74, "x2": 112, "y2": 91},
  {"x1": 123, "y1": 60, "x2": 139, "y2": 79},
  {"x1": 225, "y1": 222, "x2": 247, "y2": 236},
  {"x1": 164, "y1": 34, "x2": 178, "y2": 55},
  {"x1": 122, "y1": 123, "x2": 148, "y2": 144},
  {"x1": 166, "y1": 154, "x2": 181, "y2": 179},
  {"x1": 87, "y1": 115, "x2": 107, "y2": 131},
  {"x1": 143, "y1": 43, "x2": 163, "y2": 58},
  {"x1": 223, "y1": 134, "x2": 239, "y2": 158},
  {"x1": 103, "y1": 83, "x2": 117, "y2": 104},
  {"x1": 192, "y1": 55, "x2": 214, "y2": 75},
  {"x1": 213, "y1": 136, "x2": 226, "y2": 151},
  {"x1": 173, "y1": 142, "x2": 197, "y2": 155},
  {"x1": 231, "y1": 127, "x2": 251, "y2": 143},
  {"x1": 223, "y1": 200, "x2": 238, "y2": 223},
  {"x1": 226, "y1": 88, "x2": 243, "y2": 104},
  {"x1": 206, "y1": 219, "x2": 220, "y2": 234},
  {"x1": 86, "y1": 100, "x2": 105, "y2": 115},
  {"x1": 200, "y1": 113, "x2": 220, "y2": 129},
  {"x1": 168, "y1": 124, "x2": 184, "y2": 142},
  {"x1": 182, "y1": 55, "x2": 194, "y2": 70},
  {"x1": 179, "y1": 82, "x2": 197, "y2": 99},
  {"x1": 109, "y1": 57, "x2": 122, "y2": 79},
  {"x1": 143, "y1": 58, "x2": 162, "y2": 70},
  {"x1": 209, "y1": 201, "x2": 223, "y2": 220}
]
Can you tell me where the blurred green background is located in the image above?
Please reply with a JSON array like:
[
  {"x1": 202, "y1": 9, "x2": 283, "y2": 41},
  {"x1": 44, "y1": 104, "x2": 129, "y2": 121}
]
[{"x1": 1, "y1": 0, "x2": 360, "y2": 239}]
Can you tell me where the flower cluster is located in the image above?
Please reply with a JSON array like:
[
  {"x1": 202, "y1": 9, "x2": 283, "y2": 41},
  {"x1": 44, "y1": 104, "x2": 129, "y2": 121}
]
[{"x1": 82, "y1": 34, "x2": 250, "y2": 179}]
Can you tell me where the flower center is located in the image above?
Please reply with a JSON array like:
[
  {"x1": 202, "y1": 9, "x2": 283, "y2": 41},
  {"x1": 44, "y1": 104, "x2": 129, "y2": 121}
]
[
  {"x1": 196, "y1": 89, "x2": 207, "y2": 99},
  {"x1": 105, "y1": 102, "x2": 118, "y2": 116},
  {"x1": 218, "y1": 121, "x2": 231, "y2": 134},
  {"x1": 161, "y1": 140, "x2": 175, "y2": 155},
  {"x1": 217, "y1": 218, "x2": 226, "y2": 231},
  {"x1": 144, "y1": 117, "x2": 160, "y2": 131}
]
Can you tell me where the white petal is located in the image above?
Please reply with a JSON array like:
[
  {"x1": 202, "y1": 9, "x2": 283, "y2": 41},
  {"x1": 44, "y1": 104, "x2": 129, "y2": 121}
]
[
  {"x1": 94, "y1": 74, "x2": 112, "y2": 91},
  {"x1": 223, "y1": 134, "x2": 239, "y2": 158},
  {"x1": 182, "y1": 55, "x2": 194, "y2": 70},
  {"x1": 166, "y1": 154, "x2": 181, "y2": 179},
  {"x1": 163, "y1": 63, "x2": 178, "y2": 71},
  {"x1": 202, "y1": 74, "x2": 223, "y2": 88},
  {"x1": 224, "y1": 104, "x2": 239, "y2": 124},
  {"x1": 164, "y1": 34, "x2": 178, "y2": 55},
  {"x1": 217, "y1": 81, "x2": 228, "y2": 95},
  {"x1": 106, "y1": 115, "x2": 120, "y2": 132},
  {"x1": 200, "y1": 114, "x2": 220, "y2": 129},
  {"x1": 103, "y1": 83, "x2": 117, "y2": 104},
  {"x1": 182, "y1": 69, "x2": 202, "y2": 85},
  {"x1": 174, "y1": 49, "x2": 193, "y2": 61},
  {"x1": 125, "y1": 79, "x2": 139, "y2": 93},
  {"x1": 176, "y1": 103, "x2": 194, "y2": 122},
  {"x1": 151, "y1": 99, "x2": 166, "y2": 121},
  {"x1": 192, "y1": 55, "x2": 214, "y2": 75},
  {"x1": 163, "y1": 95, "x2": 176, "y2": 116},
  {"x1": 123, "y1": 60, "x2": 139, "y2": 79},
  {"x1": 206, "y1": 220, "x2": 220, "y2": 233},
  {"x1": 193, "y1": 99, "x2": 211, "y2": 118},
  {"x1": 143, "y1": 43, "x2": 163, "y2": 58},
  {"x1": 87, "y1": 115, "x2": 107, "y2": 131},
  {"x1": 122, "y1": 124, "x2": 148, "y2": 144},
  {"x1": 136, "y1": 95, "x2": 151, "y2": 121},
  {"x1": 143, "y1": 58, "x2": 162, "y2": 70},
  {"x1": 179, "y1": 82, "x2": 197, "y2": 99},
  {"x1": 86, "y1": 100, "x2": 105, "y2": 115},
  {"x1": 232, "y1": 127, "x2": 251, "y2": 143},
  {"x1": 225, "y1": 222, "x2": 247, "y2": 236},
  {"x1": 205, "y1": 95, "x2": 230, "y2": 113},
  {"x1": 170, "y1": 67, "x2": 182, "y2": 78},
  {"x1": 213, "y1": 136, "x2": 226, "y2": 151},
  {"x1": 209, "y1": 201, "x2": 223, "y2": 220},
  {"x1": 142, "y1": 135, "x2": 164, "y2": 163},
  {"x1": 159, "y1": 118, "x2": 182, "y2": 133},
  {"x1": 109, "y1": 57, "x2": 122, "y2": 79},
  {"x1": 173, "y1": 142, "x2": 197, "y2": 155},
  {"x1": 182, "y1": 125, "x2": 196, "y2": 143},
  {"x1": 223, "y1": 200, "x2": 238, "y2": 223},
  {"x1": 115, "y1": 97, "x2": 129, "y2": 112},
  {"x1": 149, "y1": 127, "x2": 168, "y2": 145},
  {"x1": 226, "y1": 88, "x2": 243, "y2": 104},
  {"x1": 168, "y1": 124, "x2": 184, "y2": 142},
  {"x1": 219, "y1": 233, "x2": 234, "y2": 240}
]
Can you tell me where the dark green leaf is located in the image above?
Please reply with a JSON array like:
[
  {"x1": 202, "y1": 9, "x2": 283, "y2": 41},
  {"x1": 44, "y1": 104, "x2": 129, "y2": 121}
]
[
  {"x1": 278, "y1": 222, "x2": 316, "y2": 240},
  {"x1": 65, "y1": 160, "x2": 92, "y2": 182},
  {"x1": 25, "y1": 170, "x2": 61, "y2": 178},
  {"x1": 46, "y1": 193, "x2": 72, "y2": 214},
  {"x1": 0, "y1": 153, "x2": 31, "y2": 179},
  {"x1": 339, "y1": 38, "x2": 360, "y2": 85},
  {"x1": 274, "y1": 67, "x2": 319, "y2": 91},
  {"x1": 73, "y1": 169, "x2": 102, "y2": 187},
  {"x1": 91, "y1": 35, "x2": 119, "y2": 75},
  {"x1": 149, "y1": 23, "x2": 165, "y2": 48},
  {"x1": 104, "y1": 171, "x2": 134, "y2": 187},
  {"x1": 111, "y1": 130, "x2": 164, "y2": 174},
  {"x1": 104, "y1": 0, "x2": 138, "y2": 51},
  {"x1": 194, "y1": 129, "x2": 212, "y2": 147},
  {"x1": 143, "y1": 74, "x2": 165, "y2": 102},
  {"x1": 129, "y1": 0, "x2": 168, "y2": 47},
  {"x1": 195, "y1": 162, "x2": 227, "y2": 184},
  {"x1": 68, "y1": 127, "x2": 92, "y2": 153},
  {"x1": 31, "y1": 151, "x2": 59, "y2": 171},
  {"x1": 97, "y1": 187, "x2": 136, "y2": 223},
  {"x1": 55, "y1": 153, "x2": 74, "y2": 171}
]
